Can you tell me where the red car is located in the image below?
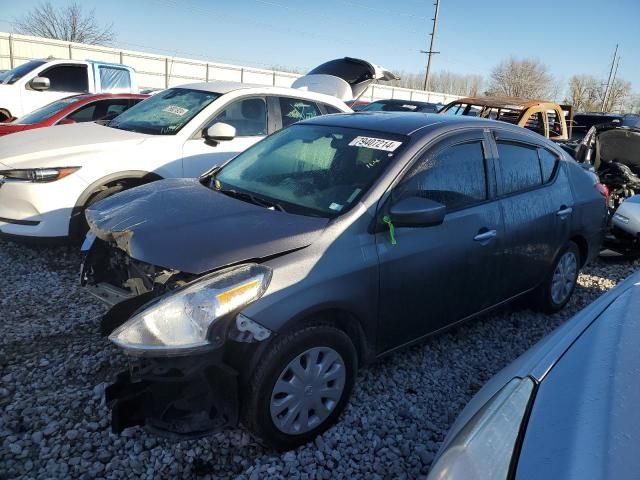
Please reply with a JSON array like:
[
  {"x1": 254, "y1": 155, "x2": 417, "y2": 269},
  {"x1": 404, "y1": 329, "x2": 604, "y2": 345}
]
[{"x1": 0, "y1": 93, "x2": 149, "y2": 136}]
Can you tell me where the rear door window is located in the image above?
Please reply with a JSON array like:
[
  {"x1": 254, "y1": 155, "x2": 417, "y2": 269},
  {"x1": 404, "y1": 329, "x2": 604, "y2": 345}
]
[
  {"x1": 496, "y1": 142, "x2": 543, "y2": 195},
  {"x1": 396, "y1": 141, "x2": 487, "y2": 211},
  {"x1": 279, "y1": 97, "x2": 322, "y2": 127},
  {"x1": 39, "y1": 65, "x2": 88, "y2": 92},
  {"x1": 66, "y1": 103, "x2": 96, "y2": 122},
  {"x1": 98, "y1": 67, "x2": 131, "y2": 91}
]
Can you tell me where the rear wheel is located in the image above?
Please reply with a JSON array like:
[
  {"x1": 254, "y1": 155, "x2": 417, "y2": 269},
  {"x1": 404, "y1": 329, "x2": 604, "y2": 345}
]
[
  {"x1": 531, "y1": 241, "x2": 580, "y2": 313},
  {"x1": 242, "y1": 325, "x2": 356, "y2": 450}
]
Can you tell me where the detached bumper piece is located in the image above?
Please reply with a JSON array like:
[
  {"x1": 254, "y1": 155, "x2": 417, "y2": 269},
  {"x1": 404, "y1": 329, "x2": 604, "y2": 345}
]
[{"x1": 106, "y1": 354, "x2": 239, "y2": 438}]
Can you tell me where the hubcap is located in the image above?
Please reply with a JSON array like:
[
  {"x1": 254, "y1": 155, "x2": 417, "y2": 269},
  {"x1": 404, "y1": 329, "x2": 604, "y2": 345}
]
[
  {"x1": 270, "y1": 346, "x2": 346, "y2": 435},
  {"x1": 551, "y1": 251, "x2": 578, "y2": 305}
]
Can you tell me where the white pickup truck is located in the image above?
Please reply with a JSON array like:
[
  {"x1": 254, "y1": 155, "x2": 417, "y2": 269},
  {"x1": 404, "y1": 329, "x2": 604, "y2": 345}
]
[{"x1": 0, "y1": 59, "x2": 137, "y2": 121}]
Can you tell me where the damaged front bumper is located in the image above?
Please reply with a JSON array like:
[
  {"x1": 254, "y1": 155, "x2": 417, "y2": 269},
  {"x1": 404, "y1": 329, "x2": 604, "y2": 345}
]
[{"x1": 106, "y1": 349, "x2": 240, "y2": 438}]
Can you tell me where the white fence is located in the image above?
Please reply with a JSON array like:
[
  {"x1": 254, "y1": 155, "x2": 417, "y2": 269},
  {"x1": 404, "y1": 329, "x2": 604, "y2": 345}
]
[{"x1": 0, "y1": 32, "x2": 460, "y2": 104}]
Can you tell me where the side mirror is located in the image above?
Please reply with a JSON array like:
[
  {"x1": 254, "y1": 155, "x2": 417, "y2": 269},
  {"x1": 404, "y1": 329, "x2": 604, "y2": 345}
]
[
  {"x1": 389, "y1": 196, "x2": 446, "y2": 227},
  {"x1": 30, "y1": 76, "x2": 50, "y2": 91},
  {"x1": 203, "y1": 122, "x2": 236, "y2": 143},
  {"x1": 57, "y1": 118, "x2": 76, "y2": 125}
]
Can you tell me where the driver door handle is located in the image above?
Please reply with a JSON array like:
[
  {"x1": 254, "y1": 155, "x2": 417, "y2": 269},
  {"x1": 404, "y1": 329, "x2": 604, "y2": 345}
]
[
  {"x1": 474, "y1": 229, "x2": 497, "y2": 242},
  {"x1": 557, "y1": 206, "x2": 573, "y2": 218}
]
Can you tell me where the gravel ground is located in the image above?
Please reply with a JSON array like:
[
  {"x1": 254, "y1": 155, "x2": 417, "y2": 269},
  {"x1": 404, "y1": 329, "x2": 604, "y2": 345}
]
[{"x1": 0, "y1": 238, "x2": 638, "y2": 480}]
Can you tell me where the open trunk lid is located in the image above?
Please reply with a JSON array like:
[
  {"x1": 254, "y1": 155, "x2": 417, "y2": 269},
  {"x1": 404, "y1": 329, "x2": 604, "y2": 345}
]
[{"x1": 292, "y1": 57, "x2": 399, "y2": 101}]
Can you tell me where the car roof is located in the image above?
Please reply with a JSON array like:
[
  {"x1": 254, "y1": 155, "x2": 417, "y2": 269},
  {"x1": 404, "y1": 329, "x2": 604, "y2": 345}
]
[
  {"x1": 371, "y1": 99, "x2": 436, "y2": 106},
  {"x1": 181, "y1": 81, "x2": 264, "y2": 94},
  {"x1": 65, "y1": 93, "x2": 149, "y2": 101},
  {"x1": 301, "y1": 111, "x2": 505, "y2": 136},
  {"x1": 450, "y1": 96, "x2": 552, "y2": 109}
]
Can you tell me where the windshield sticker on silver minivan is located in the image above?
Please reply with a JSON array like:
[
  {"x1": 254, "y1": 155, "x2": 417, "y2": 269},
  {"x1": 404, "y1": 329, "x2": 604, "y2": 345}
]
[
  {"x1": 348, "y1": 136, "x2": 402, "y2": 152},
  {"x1": 162, "y1": 105, "x2": 189, "y2": 116}
]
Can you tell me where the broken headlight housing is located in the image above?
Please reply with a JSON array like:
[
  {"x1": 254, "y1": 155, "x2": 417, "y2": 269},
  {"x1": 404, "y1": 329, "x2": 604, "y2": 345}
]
[
  {"x1": 109, "y1": 264, "x2": 272, "y2": 356},
  {"x1": 0, "y1": 167, "x2": 80, "y2": 183}
]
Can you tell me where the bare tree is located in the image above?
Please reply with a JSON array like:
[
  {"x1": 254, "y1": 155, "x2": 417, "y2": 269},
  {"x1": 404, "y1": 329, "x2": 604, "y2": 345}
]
[
  {"x1": 487, "y1": 57, "x2": 554, "y2": 99},
  {"x1": 14, "y1": 2, "x2": 115, "y2": 45},
  {"x1": 600, "y1": 78, "x2": 632, "y2": 112},
  {"x1": 392, "y1": 70, "x2": 484, "y2": 96},
  {"x1": 566, "y1": 74, "x2": 601, "y2": 111},
  {"x1": 565, "y1": 74, "x2": 633, "y2": 112}
]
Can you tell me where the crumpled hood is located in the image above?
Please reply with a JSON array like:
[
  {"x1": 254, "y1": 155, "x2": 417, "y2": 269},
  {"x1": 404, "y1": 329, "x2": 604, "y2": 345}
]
[
  {"x1": 0, "y1": 122, "x2": 148, "y2": 169},
  {"x1": 85, "y1": 178, "x2": 329, "y2": 274}
]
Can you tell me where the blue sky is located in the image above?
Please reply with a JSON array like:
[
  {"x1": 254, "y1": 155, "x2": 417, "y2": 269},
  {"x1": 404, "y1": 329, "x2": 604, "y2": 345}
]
[{"x1": 0, "y1": 0, "x2": 638, "y2": 93}]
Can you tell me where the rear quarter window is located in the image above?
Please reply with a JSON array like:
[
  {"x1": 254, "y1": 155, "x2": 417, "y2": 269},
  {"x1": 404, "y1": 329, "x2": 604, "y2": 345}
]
[
  {"x1": 538, "y1": 148, "x2": 559, "y2": 183},
  {"x1": 279, "y1": 97, "x2": 321, "y2": 127}
]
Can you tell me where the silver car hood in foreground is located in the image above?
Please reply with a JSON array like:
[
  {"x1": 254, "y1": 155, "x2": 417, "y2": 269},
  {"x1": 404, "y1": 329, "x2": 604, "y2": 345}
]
[
  {"x1": 515, "y1": 276, "x2": 640, "y2": 479},
  {"x1": 434, "y1": 270, "x2": 640, "y2": 476}
]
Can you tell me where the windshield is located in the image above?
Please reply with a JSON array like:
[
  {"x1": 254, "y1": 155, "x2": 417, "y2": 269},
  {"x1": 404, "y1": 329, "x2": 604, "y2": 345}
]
[
  {"x1": 440, "y1": 103, "x2": 485, "y2": 117},
  {"x1": 108, "y1": 88, "x2": 220, "y2": 135},
  {"x1": 0, "y1": 60, "x2": 47, "y2": 85},
  {"x1": 13, "y1": 96, "x2": 82, "y2": 124},
  {"x1": 213, "y1": 124, "x2": 406, "y2": 217}
]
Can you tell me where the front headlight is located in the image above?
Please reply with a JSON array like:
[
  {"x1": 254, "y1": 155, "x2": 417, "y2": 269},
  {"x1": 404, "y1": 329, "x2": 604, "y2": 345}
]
[
  {"x1": 109, "y1": 264, "x2": 272, "y2": 356},
  {"x1": 0, "y1": 167, "x2": 80, "y2": 183},
  {"x1": 427, "y1": 377, "x2": 535, "y2": 480}
]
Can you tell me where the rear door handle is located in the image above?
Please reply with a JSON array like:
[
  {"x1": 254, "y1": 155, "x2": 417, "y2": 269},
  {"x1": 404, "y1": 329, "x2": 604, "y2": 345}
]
[
  {"x1": 557, "y1": 207, "x2": 573, "y2": 218},
  {"x1": 474, "y1": 229, "x2": 497, "y2": 242}
]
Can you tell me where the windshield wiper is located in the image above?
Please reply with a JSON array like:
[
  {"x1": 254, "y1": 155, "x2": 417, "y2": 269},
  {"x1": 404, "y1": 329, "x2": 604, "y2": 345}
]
[{"x1": 218, "y1": 188, "x2": 286, "y2": 212}]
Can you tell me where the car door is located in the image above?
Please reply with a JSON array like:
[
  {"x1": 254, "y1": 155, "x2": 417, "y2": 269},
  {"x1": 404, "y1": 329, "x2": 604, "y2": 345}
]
[
  {"x1": 22, "y1": 64, "x2": 89, "y2": 115},
  {"x1": 492, "y1": 132, "x2": 573, "y2": 299},
  {"x1": 376, "y1": 131, "x2": 503, "y2": 352},
  {"x1": 181, "y1": 96, "x2": 270, "y2": 177}
]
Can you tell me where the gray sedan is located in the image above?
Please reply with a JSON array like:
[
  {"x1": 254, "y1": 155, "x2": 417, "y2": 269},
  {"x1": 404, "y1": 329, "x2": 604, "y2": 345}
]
[
  {"x1": 428, "y1": 269, "x2": 640, "y2": 480},
  {"x1": 80, "y1": 112, "x2": 607, "y2": 449}
]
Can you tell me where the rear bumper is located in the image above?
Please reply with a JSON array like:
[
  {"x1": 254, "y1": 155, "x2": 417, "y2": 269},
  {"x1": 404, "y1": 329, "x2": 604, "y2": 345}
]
[{"x1": 106, "y1": 350, "x2": 240, "y2": 438}]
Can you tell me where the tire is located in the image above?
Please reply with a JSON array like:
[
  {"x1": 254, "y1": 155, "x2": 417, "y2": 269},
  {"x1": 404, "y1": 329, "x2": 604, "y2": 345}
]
[
  {"x1": 70, "y1": 183, "x2": 124, "y2": 243},
  {"x1": 531, "y1": 241, "x2": 581, "y2": 313},
  {"x1": 241, "y1": 325, "x2": 357, "y2": 450},
  {"x1": 0, "y1": 109, "x2": 11, "y2": 122}
]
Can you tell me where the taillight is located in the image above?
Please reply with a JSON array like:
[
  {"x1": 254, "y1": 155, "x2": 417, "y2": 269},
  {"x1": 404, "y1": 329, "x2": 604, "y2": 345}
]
[{"x1": 595, "y1": 182, "x2": 609, "y2": 199}]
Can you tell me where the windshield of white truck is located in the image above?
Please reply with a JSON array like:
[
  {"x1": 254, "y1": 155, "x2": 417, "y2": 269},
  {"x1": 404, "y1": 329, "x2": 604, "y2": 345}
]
[
  {"x1": 0, "y1": 60, "x2": 47, "y2": 85},
  {"x1": 107, "y1": 88, "x2": 220, "y2": 135}
]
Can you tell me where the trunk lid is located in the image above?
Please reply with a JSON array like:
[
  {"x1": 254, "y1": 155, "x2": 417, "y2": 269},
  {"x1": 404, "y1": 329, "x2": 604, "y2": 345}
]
[{"x1": 292, "y1": 57, "x2": 399, "y2": 101}]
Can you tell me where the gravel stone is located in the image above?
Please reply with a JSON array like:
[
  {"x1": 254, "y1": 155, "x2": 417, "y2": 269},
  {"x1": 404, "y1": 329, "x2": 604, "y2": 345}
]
[{"x1": 0, "y1": 238, "x2": 637, "y2": 479}]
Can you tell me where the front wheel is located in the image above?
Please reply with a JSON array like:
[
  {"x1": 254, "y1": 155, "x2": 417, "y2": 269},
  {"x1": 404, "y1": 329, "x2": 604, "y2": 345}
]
[
  {"x1": 242, "y1": 325, "x2": 357, "y2": 450},
  {"x1": 531, "y1": 241, "x2": 580, "y2": 313}
]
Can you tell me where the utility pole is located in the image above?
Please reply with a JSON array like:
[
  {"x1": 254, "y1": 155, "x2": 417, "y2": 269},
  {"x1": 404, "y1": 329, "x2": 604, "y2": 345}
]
[
  {"x1": 604, "y1": 55, "x2": 621, "y2": 112},
  {"x1": 421, "y1": 0, "x2": 440, "y2": 91},
  {"x1": 601, "y1": 44, "x2": 618, "y2": 112}
]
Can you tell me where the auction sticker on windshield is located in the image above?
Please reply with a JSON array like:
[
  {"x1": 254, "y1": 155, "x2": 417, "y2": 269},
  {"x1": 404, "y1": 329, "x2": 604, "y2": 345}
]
[
  {"x1": 349, "y1": 136, "x2": 402, "y2": 152},
  {"x1": 163, "y1": 105, "x2": 189, "y2": 116}
]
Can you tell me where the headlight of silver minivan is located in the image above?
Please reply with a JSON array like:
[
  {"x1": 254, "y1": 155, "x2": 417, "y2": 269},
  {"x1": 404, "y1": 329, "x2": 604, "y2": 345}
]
[
  {"x1": 427, "y1": 377, "x2": 535, "y2": 480},
  {"x1": 109, "y1": 264, "x2": 272, "y2": 356}
]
